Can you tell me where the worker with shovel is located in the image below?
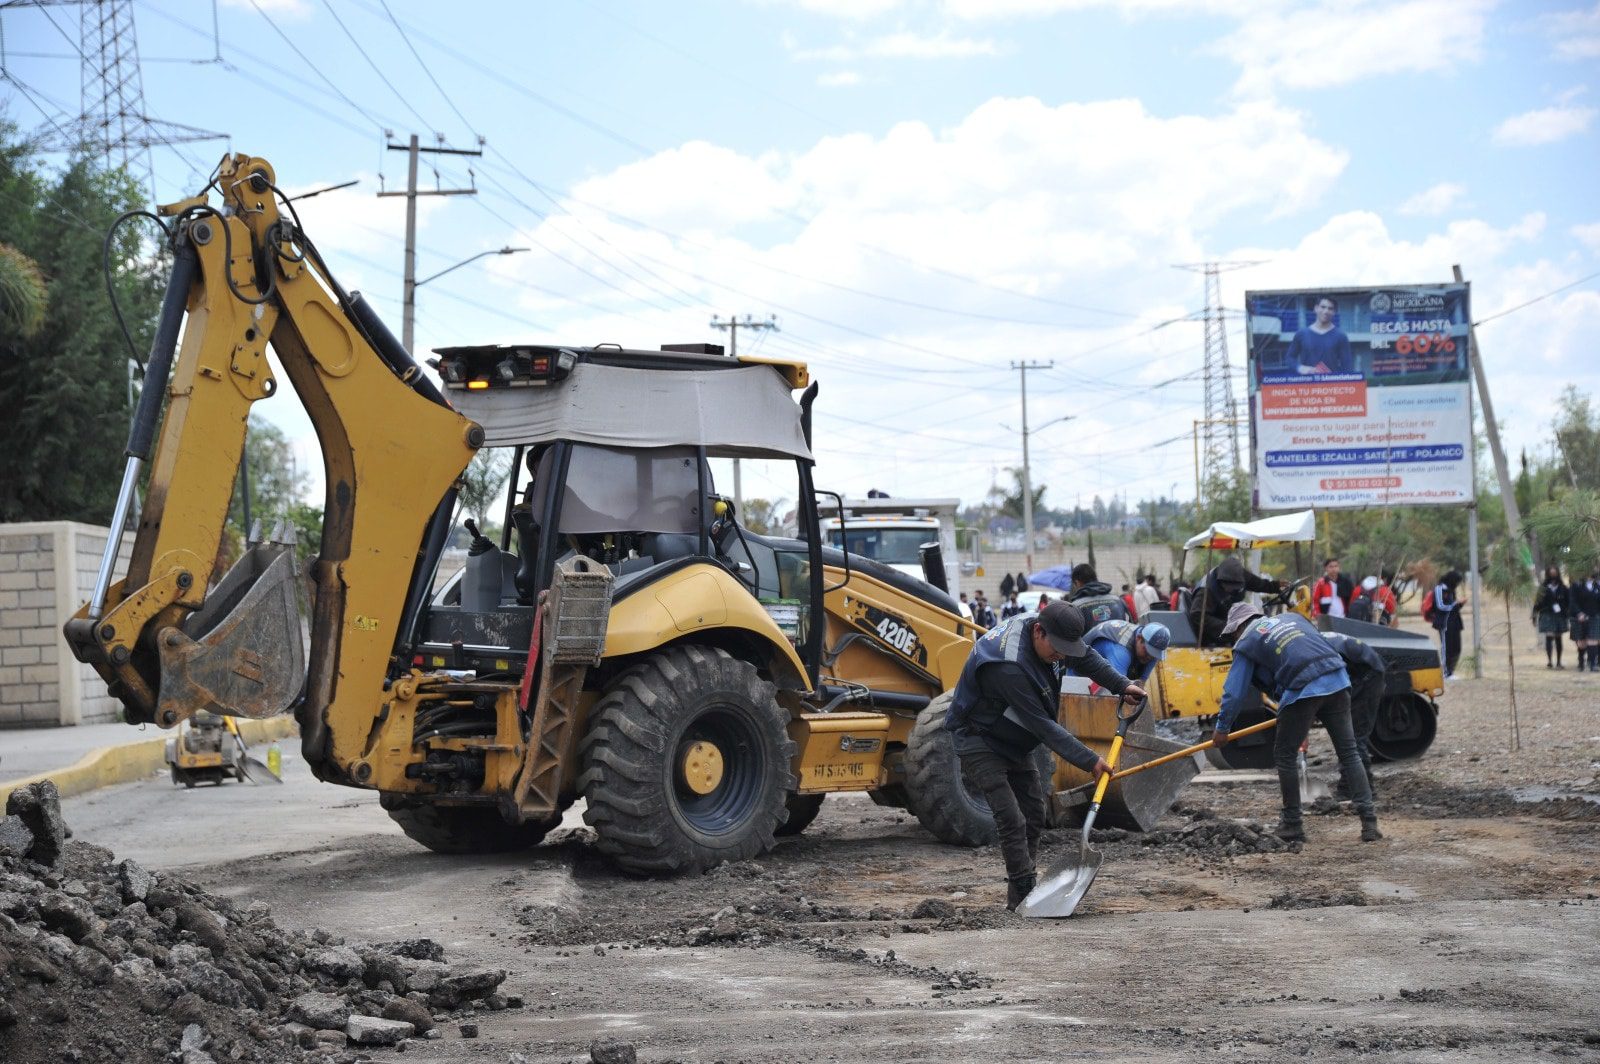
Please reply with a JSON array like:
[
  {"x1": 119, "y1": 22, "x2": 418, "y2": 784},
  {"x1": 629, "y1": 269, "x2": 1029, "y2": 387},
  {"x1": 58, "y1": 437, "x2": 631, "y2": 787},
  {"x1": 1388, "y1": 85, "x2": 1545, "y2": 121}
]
[
  {"x1": 944, "y1": 602, "x2": 1146, "y2": 910},
  {"x1": 1212, "y1": 603, "x2": 1381, "y2": 844},
  {"x1": 1080, "y1": 619, "x2": 1171, "y2": 684}
]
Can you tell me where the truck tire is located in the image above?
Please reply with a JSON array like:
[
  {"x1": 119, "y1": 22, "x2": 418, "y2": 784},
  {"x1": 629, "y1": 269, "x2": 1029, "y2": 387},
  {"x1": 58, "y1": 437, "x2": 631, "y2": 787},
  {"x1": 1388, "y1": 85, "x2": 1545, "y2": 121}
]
[
  {"x1": 775, "y1": 792, "x2": 825, "y2": 836},
  {"x1": 381, "y1": 798, "x2": 555, "y2": 854},
  {"x1": 578, "y1": 645, "x2": 796, "y2": 874},
  {"x1": 904, "y1": 692, "x2": 996, "y2": 846},
  {"x1": 1369, "y1": 692, "x2": 1437, "y2": 762}
]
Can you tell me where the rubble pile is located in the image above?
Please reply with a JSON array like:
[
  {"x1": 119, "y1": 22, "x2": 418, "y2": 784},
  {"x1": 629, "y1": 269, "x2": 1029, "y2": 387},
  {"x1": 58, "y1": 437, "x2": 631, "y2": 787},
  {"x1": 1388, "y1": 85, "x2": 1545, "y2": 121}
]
[
  {"x1": 0, "y1": 781, "x2": 515, "y2": 1064},
  {"x1": 1083, "y1": 814, "x2": 1302, "y2": 856}
]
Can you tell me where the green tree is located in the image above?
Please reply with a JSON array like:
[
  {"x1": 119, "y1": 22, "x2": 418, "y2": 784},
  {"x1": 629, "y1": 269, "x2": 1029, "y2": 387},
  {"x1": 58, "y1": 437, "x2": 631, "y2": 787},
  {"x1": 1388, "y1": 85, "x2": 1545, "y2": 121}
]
[
  {"x1": 0, "y1": 242, "x2": 46, "y2": 338},
  {"x1": 229, "y1": 419, "x2": 311, "y2": 537},
  {"x1": 998, "y1": 466, "x2": 1046, "y2": 521},
  {"x1": 741, "y1": 497, "x2": 786, "y2": 535},
  {"x1": 1525, "y1": 489, "x2": 1600, "y2": 578},
  {"x1": 1551, "y1": 387, "x2": 1600, "y2": 491},
  {"x1": 0, "y1": 128, "x2": 164, "y2": 522},
  {"x1": 457, "y1": 449, "x2": 513, "y2": 527}
]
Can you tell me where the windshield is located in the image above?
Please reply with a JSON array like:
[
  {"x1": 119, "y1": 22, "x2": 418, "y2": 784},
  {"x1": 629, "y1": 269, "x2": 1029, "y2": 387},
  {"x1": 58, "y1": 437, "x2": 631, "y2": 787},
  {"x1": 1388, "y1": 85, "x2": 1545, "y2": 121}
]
[
  {"x1": 827, "y1": 527, "x2": 938, "y2": 565},
  {"x1": 559, "y1": 444, "x2": 701, "y2": 535}
]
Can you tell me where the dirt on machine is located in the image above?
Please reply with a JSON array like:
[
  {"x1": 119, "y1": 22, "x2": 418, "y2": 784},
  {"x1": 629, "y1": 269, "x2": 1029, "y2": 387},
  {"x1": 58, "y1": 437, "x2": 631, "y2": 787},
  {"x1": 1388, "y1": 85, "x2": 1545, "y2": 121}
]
[{"x1": 62, "y1": 152, "x2": 1019, "y2": 875}]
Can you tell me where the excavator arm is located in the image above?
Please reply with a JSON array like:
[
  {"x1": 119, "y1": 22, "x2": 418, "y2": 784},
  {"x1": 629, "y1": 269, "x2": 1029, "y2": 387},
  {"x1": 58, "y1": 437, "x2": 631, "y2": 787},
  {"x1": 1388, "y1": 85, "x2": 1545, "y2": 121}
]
[{"x1": 64, "y1": 154, "x2": 480, "y2": 785}]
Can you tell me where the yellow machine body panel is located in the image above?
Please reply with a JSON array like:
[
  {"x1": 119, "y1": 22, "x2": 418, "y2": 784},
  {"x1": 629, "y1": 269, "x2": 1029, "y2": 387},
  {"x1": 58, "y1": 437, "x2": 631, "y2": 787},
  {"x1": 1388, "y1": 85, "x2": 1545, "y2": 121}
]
[
  {"x1": 601, "y1": 563, "x2": 811, "y2": 689},
  {"x1": 789, "y1": 711, "x2": 891, "y2": 793}
]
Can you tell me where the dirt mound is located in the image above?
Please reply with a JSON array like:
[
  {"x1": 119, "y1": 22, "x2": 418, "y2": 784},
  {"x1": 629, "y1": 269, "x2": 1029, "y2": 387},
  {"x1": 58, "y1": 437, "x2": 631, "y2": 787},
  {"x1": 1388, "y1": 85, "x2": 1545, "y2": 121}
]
[
  {"x1": 0, "y1": 782, "x2": 514, "y2": 1064},
  {"x1": 1080, "y1": 815, "x2": 1302, "y2": 856},
  {"x1": 1267, "y1": 889, "x2": 1369, "y2": 910},
  {"x1": 1381, "y1": 777, "x2": 1600, "y2": 822}
]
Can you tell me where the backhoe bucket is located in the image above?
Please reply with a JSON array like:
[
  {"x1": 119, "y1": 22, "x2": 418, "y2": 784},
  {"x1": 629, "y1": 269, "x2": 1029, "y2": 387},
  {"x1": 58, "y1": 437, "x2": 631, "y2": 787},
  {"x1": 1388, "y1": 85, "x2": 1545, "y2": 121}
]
[{"x1": 155, "y1": 544, "x2": 306, "y2": 723}]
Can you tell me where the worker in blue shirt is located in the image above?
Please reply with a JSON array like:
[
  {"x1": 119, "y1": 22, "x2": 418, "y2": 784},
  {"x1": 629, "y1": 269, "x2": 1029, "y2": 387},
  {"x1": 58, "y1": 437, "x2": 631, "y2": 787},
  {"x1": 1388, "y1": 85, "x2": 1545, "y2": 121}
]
[
  {"x1": 1079, "y1": 619, "x2": 1171, "y2": 684},
  {"x1": 1211, "y1": 602, "x2": 1381, "y2": 843}
]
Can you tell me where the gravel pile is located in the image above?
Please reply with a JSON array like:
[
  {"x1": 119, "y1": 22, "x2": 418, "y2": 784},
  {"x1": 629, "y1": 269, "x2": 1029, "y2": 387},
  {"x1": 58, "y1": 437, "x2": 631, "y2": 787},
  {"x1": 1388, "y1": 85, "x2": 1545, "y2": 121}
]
[
  {"x1": 0, "y1": 781, "x2": 515, "y2": 1064},
  {"x1": 1082, "y1": 812, "x2": 1302, "y2": 856}
]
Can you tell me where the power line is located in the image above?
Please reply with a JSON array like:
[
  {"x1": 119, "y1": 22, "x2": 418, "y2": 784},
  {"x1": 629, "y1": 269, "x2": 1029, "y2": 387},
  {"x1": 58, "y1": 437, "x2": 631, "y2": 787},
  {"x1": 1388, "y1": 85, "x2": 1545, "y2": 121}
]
[
  {"x1": 320, "y1": 0, "x2": 435, "y2": 134},
  {"x1": 247, "y1": 0, "x2": 384, "y2": 131},
  {"x1": 375, "y1": 0, "x2": 479, "y2": 140}
]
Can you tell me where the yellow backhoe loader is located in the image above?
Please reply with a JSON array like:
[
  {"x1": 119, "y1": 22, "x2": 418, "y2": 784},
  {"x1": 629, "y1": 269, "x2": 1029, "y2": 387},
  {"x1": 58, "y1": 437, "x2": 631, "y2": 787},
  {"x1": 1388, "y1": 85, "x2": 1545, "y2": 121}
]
[{"x1": 63, "y1": 153, "x2": 1008, "y2": 873}]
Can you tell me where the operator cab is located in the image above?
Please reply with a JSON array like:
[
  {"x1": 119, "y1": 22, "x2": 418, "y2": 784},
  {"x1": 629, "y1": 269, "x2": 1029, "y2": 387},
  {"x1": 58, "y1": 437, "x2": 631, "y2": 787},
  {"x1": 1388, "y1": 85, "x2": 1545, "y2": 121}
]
[{"x1": 406, "y1": 343, "x2": 823, "y2": 680}]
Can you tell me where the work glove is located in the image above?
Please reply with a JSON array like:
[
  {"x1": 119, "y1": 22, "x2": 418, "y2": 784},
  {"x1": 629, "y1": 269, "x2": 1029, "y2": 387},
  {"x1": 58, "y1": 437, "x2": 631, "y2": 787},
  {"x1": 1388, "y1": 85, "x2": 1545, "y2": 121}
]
[{"x1": 1211, "y1": 727, "x2": 1230, "y2": 748}]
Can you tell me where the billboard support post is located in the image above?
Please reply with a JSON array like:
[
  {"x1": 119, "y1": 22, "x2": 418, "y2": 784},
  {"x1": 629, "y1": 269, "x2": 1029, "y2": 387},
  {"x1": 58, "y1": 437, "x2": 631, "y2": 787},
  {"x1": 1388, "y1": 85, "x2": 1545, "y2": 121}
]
[
  {"x1": 1467, "y1": 504, "x2": 1482, "y2": 680},
  {"x1": 1453, "y1": 265, "x2": 1524, "y2": 565}
]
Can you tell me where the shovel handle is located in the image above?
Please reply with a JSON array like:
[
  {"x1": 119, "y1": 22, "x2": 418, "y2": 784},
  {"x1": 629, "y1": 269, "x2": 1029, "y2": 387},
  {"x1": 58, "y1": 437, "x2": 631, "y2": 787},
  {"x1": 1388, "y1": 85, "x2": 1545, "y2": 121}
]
[{"x1": 1108, "y1": 716, "x2": 1278, "y2": 782}]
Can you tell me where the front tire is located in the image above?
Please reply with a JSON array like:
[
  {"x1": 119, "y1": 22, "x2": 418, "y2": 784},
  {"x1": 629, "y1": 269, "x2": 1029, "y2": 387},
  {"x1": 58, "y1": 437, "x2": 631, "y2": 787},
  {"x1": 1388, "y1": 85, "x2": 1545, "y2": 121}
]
[
  {"x1": 578, "y1": 645, "x2": 796, "y2": 874},
  {"x1": 382, "y1": 797, "x2": 556, "y2": 854}
]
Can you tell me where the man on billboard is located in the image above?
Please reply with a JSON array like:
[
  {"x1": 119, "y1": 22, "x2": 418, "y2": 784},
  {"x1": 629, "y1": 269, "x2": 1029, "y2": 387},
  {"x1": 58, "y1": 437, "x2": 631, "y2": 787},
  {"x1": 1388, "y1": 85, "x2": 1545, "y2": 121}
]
[{"x1": 1286, "y1": 295, "x2": 1353, "y2": 376}]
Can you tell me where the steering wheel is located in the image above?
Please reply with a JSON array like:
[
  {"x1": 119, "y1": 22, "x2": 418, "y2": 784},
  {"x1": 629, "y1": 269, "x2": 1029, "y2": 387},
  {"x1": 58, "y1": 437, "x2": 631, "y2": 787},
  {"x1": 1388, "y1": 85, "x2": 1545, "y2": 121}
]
[{"x1": 1264, "y1": 576, "x2": 1313, "y2": 614}]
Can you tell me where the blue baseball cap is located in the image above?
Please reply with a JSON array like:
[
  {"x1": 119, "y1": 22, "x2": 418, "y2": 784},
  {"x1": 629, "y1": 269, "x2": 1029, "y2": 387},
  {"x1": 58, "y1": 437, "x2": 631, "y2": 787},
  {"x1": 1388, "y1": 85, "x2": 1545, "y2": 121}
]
[{"x1": 1137, "y1": 622, "x2": 1170, "y2": 660}]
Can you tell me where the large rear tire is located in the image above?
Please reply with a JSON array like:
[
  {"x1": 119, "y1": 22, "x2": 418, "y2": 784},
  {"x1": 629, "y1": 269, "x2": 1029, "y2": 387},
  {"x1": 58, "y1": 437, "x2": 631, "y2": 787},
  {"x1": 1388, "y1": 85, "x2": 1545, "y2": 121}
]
[
  {"x1": 578, "y1": 645, "x2": 796, "y2": 874},
  {"x1": 904, "y1": 692, "x2": 997, "y2": 846},
  {"x1": 1369, "y1": 693, "x2": 1437, "y2": 762},
  {"x1": 382, "y1": 797, "x2": 556, "y2": 854}
]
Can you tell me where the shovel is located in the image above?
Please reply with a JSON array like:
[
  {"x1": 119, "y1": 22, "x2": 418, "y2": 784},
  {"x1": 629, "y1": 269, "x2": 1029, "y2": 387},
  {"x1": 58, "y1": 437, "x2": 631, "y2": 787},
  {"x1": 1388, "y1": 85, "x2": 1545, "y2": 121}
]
[
  {"x1": 1017, "y1": 697, "x2": 1145, "y2": 919},
  {"x1": 226, "y1": 717, "x2": 283, "y2": 785}
]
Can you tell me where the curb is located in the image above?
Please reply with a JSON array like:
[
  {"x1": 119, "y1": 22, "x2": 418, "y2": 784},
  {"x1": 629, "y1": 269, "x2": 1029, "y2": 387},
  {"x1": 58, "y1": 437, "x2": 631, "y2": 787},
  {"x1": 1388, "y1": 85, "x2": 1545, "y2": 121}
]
[{"x1": 0, "y1": 716, "x2": 300, "y2": 806}]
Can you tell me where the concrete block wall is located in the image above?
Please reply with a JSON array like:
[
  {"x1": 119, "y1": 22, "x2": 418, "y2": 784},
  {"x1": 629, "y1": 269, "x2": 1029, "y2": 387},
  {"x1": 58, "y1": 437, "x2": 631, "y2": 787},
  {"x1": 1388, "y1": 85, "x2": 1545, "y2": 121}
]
[{"x1": 0, "y1": 522, "x2": 131, "y2": 728}]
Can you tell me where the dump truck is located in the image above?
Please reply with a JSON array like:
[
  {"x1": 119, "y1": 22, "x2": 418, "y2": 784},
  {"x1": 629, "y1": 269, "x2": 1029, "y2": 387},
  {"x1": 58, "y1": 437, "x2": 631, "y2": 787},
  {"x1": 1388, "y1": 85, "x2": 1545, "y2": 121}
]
[{"x1": 63, "y1": 153, "x2": 1005, "y2": 873}]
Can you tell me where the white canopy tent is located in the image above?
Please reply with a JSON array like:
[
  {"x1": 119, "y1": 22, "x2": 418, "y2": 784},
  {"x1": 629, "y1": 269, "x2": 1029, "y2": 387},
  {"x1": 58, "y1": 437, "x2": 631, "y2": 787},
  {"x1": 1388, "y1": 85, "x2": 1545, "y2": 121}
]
[{"x1": 1183, "y1": 510, "x2": 1317, "y2": 551}]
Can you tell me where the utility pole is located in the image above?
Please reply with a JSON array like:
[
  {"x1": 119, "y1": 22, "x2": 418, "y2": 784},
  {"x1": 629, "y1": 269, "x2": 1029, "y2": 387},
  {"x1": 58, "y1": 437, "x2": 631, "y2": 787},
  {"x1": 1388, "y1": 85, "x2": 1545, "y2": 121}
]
[
  {"x1": 710, "y1": 314, "x2": 779, "y2": 513},
  {"x1": 1453, "y1": 265, "x2": 1524, "y2": 559},
  {"x1": 379, "y1": 133, "x2": 483, "y2": 353},
  {"x1": 1176, "y1": 260, "x2": 1260, "y2": 505},
  {"x1": 1011, "y1": 360, "x2": 1053, "y2": 573}
]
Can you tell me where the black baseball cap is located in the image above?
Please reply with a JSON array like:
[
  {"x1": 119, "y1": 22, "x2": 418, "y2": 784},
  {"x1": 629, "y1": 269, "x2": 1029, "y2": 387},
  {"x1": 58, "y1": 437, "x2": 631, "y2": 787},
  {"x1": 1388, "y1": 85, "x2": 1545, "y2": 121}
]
[{"x1": 1037, "y1": 601, "x2": 1087, "y2": 657}]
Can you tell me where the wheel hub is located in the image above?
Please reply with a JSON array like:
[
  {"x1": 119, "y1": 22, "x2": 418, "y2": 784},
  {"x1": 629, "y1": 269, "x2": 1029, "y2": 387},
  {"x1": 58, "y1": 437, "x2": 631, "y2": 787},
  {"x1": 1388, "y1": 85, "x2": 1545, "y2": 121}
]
[{"x1": 679, "y1": 740, "x2": 725, "y2": 795}]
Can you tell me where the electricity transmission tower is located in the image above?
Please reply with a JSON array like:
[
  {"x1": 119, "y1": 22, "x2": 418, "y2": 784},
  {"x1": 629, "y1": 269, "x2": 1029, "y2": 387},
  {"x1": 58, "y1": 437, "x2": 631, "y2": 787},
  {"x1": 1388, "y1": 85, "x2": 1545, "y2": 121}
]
[
  {"x1": 3, "y1": 0, "x2": 225, "y2": 193},
  {"x1": 1176, "y1": 260, "x2": 1258, "y2": 496}
]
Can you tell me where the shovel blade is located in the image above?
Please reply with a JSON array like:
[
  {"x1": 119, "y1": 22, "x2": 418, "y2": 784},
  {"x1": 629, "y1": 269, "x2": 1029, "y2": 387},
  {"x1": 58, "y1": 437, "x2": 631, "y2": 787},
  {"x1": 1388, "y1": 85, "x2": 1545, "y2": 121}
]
[
  {"x1": 1016, "y1": 847, "x2": 1103, "y2": 918},
  {"x1": 237, "y1": 755, "x2": 283, "y2": 785}
]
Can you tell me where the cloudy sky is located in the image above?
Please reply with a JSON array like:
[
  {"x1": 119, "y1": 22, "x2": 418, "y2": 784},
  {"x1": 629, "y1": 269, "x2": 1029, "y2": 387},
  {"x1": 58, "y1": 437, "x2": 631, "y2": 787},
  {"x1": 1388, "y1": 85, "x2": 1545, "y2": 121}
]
[{"x1": 5, "y1": 0, "x2": 1598, "y2": 514}]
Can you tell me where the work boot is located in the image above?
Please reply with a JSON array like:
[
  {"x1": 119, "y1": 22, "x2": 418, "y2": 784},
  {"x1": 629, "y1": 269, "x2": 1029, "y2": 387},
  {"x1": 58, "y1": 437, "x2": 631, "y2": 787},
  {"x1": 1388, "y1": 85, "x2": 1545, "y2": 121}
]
[
  {"x1": 1274, "y1": 817, "x2": 1305, "y2": 843},
  {"x1": 1006, "y1": 870, "x2": 1038, "y2": 912},
  {"x1": 1360, "y1": 817, "x2": 1383, "y2": 842}
]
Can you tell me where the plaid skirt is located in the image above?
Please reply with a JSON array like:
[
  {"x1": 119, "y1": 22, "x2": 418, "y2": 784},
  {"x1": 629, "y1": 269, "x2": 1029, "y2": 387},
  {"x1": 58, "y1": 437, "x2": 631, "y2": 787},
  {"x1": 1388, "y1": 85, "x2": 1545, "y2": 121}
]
[
  {"x1": 1571, "y1": 615, "x2": 1600, "y2": 640},
  {"x1": 1537, "y1": 610, "x2": 1566, "y2": 635}
]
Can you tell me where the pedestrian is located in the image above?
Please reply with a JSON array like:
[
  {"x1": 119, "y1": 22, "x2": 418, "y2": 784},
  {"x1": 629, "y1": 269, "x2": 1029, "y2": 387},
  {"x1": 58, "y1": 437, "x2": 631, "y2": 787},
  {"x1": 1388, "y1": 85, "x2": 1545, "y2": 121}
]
[
  {"x1": 1312, "y1": 557, "x2": 1354, "y2": 618},
  {"x1": 1429, "y1": 570, "x2": 1465, "y2": 678},
  {"x1": 1037, "y1": 593, "x2": 1050, "y2": 611},
  {"x1": 1533, "y1": 565, "x2": 1569, "y2": 669},
  {"x1": 1078, "y1": 619, "x2": 1171, "y2": 684},
  {"x1": 1347, "y1": 576, "x2": 1379, "y2": 623},
  {"x1": 1066, "y1": 563, "x2": 1130, "y2": 624},
  {"x1": 972, "y1": 591, "x2": 997, "y2": 628},
  {"x1": 1016, "y1": 571, "x2": 1030, "y2": 593},
  {"x1": 1168, "y1": 579, "x2": 1188, "y2": 612},
  {"x1": 1001, "y1": 591, "x2": 1024, "y2": 619},
  {"x1": 1133, "y1": 574, "x2": 1162, "y2": 619},
  {"x1": 1375, "y1": 569, "x2": 1400, "y2": 627},
  {"x1": 1187, "y1": 557, "x2": 1284, "y2": 646},
  {"x1": 1000, "y1": 572, "x2": 1016, "y2": 600},
  {"x1": 943, "y1": 603, "x2": 1145, "y2": 909},
  {"x1": 1212, "y1": 603, "x2": 1381, "y2": 843},
  {"x1": 1320, "y1": 631, "x2": 1386, "y2": 796},
  {"x1": 1570, "y1": 569, "x2": 1600, "y2": 672}
]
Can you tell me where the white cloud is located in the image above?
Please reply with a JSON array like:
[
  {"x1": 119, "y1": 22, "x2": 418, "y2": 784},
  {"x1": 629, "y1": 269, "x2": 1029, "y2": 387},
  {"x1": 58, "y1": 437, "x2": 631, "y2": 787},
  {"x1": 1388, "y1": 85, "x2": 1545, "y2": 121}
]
[
  {"x1": 1574, "y1": 222, "x2": 1600, "y2": 253},
  {"x1": 817, "y1": 70, "x2": 864, "y2": 87},
  {"x1": 1219, "y1": 0, "x2": 1492, "y2": 97},
  {"x1": 1544, "y1": 2, "x2": 1600, "y2": 60},
  {"x1": 791, "y1": 31, "x2": 1002, "y2": 61},
  {"x1": 1492, "y1": 103, "x2": 1597, "y2": 146},
  {"x1": 753, "y1": 0, "x2": 910, "y2": 18},
  {"x1": 1397, "y1": 182, "x2": 1467, "y2": 217},
  {"x1": 943, "y1": 0, "x2": 1237, "y2": 15}
]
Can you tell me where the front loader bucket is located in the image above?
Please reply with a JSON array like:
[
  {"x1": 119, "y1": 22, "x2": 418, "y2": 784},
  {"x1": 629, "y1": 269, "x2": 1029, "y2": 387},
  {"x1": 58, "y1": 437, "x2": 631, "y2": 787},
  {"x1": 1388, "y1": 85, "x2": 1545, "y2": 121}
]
[{"x1": 155, "y1": 544, "x2": 306, "y2": 724}]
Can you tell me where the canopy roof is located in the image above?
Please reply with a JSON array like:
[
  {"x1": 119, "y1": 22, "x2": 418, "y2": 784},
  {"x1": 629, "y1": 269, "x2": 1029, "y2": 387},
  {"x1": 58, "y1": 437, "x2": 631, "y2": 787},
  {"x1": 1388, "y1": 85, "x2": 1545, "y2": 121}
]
[
  {"x1": 1184, "y1": 509, "x2": 1317, "y2": 550},
  {"x1": 454, "y1": 360, "x2": 812, "y2": 460}
]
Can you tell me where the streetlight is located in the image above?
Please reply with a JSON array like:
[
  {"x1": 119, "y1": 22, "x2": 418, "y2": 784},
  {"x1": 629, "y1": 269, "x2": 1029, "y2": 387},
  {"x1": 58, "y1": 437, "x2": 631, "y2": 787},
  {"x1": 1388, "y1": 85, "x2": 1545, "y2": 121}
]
[
  {"x1": 403, "y1": 246, "x2": 530, "y2": 352},
  {"x1": 1003, "y1": 413, "x2": 1074, "y2": 574}
]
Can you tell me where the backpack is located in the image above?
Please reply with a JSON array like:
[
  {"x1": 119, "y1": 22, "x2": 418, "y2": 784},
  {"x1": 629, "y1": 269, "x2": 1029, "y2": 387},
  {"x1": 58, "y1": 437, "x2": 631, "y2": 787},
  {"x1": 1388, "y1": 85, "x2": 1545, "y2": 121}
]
[
  {"x1": 1421, "y1": 590, "x2": 1436, "y2": 624},
  {"x1": 1347, "y1": 591, "x2": 1374, "y2": 624}
]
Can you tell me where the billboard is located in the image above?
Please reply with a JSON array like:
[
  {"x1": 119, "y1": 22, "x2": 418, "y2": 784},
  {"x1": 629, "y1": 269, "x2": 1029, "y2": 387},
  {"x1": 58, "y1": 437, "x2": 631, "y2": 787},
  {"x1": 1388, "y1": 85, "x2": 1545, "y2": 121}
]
[{"x1": 1245, "y1": 284, "x2": 1473, "y2": 511}]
